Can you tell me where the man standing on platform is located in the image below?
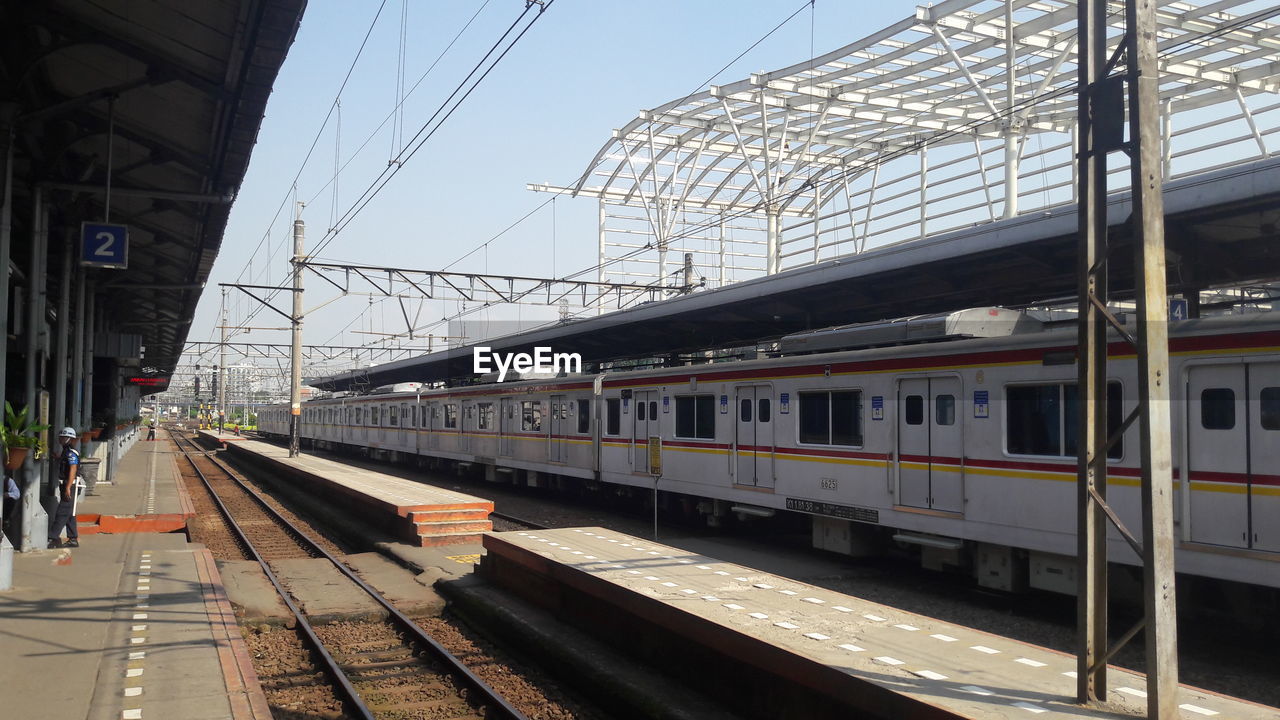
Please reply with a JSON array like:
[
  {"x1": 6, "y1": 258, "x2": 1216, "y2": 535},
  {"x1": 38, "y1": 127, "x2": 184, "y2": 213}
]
[
  {"x1": 147, "y1": 418, "x2": 156, "y2": 441},
  {"x1": 48, "y1": 427, "x2": 81, "y2": 549}
]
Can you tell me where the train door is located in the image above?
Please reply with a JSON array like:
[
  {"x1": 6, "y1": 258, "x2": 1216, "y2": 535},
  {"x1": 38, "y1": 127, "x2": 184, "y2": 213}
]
[
  {"x1": 734, "y1": 385, "x2": 775, "y2": 488},
  {"x1": 1187, "y1": 365, "x2": 1248, "y2": 547},
  {"x1": 897, "y1": 376, "x2": 963, "y2": 512},
  {"x1": 499, "y1": 397, "x2": 516, "y2": 457},
  {"x1": 549, "y1": 395, "x2": 567, "y2": 462},
  {"x1": 400, "y1": 403, "x2": 410, "y2": 447},
  {"x1": 632, "y1": 390, "x2": 658, "y2": 473},
  {"x1": 427, "y1": 403, "x2": 441, "y2": 451},
  {"x1": 1249, "y1": 362, "x2": 1280, "y2": 552}
]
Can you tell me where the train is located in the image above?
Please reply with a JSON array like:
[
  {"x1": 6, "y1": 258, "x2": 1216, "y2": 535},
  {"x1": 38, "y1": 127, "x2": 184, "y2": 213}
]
[{"x1": 260, "y1": 307, "x2": 1280, "y2": 597}]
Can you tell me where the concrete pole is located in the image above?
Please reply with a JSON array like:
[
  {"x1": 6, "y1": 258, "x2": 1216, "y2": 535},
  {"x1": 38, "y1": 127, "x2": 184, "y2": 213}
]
[
  {"x1": 1003, "y1": 0, "x2": 1020, "y2": 220},
  {"x1": 218, "y1": 288, "x2": 227, "y2": 433},
  {"x1": 1, "y1": 111, "x2": 16, "y2": 587},
  {"x1": 289, "y1": 203, "x2": 304, "y2": 457},
  {"x1": 83, "y1": 285, "x2": 95, "y2": 457},
  {"x1": 20, "y1": 186, "x2": 49, "y2": 551}
]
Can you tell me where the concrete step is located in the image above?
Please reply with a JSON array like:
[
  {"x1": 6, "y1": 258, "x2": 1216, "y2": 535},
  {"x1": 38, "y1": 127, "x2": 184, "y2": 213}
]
[
  {"x1": 413, "y1": 519, "x2": 493, "y2": 536},
  {"x1": 411, "y1": 531, "x2": 488, "y2": 548},
  {"x1": 409, "y1": 508, "x2": 492, "y2": 523}
]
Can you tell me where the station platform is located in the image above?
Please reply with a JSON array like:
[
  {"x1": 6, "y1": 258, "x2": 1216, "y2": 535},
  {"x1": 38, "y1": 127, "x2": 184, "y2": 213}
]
[
  {"x1": 1, "y1": 441, "x2": 270, "y2": 720},
  {"x1": 197, "y1": 431, "x2": 493, "y2": 546},
  {"x1": 481, "y1": 527, "x2": 1275, "y2": 720}
]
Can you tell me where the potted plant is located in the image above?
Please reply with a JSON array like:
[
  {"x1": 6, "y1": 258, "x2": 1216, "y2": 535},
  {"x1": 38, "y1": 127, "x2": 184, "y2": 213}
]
[{"x1": 4, "y1": 402, "x2": 50, "y2": 471}]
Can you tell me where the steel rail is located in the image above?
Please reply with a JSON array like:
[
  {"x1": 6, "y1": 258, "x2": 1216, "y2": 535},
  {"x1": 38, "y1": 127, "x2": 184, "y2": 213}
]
[
  {"x1": 488, "y1": 511, "x2": 550, "y2": 531},
  {"x1": 172, "y1": 429, "x2": 529, "y2": 720},
  {"x1": 169, "y1": 430, "x2": 377, "y2": 720}
]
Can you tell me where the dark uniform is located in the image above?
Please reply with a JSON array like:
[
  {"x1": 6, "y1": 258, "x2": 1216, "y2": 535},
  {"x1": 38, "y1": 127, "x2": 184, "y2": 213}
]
[{"x1": 48, "y1": 445, "x2": 80, "y2": 548}]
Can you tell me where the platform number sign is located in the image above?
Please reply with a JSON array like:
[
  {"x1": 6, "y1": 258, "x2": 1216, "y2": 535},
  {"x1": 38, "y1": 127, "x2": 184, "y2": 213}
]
[
  {"x1": 1169, "y1": 298, "x2": 1188, "y2": 322},
  {"x1": 81, "y1": 222, "x2": 129, "y2": 269}
]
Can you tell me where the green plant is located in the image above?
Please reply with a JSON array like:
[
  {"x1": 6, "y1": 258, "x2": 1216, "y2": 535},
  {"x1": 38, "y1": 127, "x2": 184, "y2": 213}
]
[{"x1": 4, "y1": 401, "x2": 50, "y2": 450}]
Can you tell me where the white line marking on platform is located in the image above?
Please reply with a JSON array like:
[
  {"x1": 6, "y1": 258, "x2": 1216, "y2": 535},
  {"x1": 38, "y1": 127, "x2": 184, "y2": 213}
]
[
  {"x1": 1011, "y1": 702, "x2": 1047, "y2": 714},
  {"x1": 1015, "y1": 658, "x2": 1047, "y2": 667},
  {"x1": 625, "y1": 570, "x2": 641, "y2": 575},
  {"x1": 661, "y1": 582, "x2": 678, "y2": 587},
  {"x1": 696, "y1": 565, "x2": 711, "y2": 570},
  {"x1": 874, "y1": 656, "x2": 904, "y2": 666},
  {"x1": 124, "y1": 687, "x2": 142, "y2": 697},
  {"x1": 960, "y1": 686, "x2": 994, "y2": 696},
  {"x1": 970, "y1": 645, "x2": 1000, "y2": 654},
  {"x1": 643, "y1": 576, "x2": 659, "y2": 580},
  {"x1": 131, "y1": 625, "x2": 147, "y2": 632},
  {"x1": 833, "y1": 606, "x2": 852, "y2": 613},
  {"x1": 1179, "y1": 704, "x2": 1218, "y2": 716},
  {"x1": 893, "y1": 624, "x2": 919, "y2": 631},
  {"x1": 723, "y1": 603, "x2": 744, "y2": 610},
  {"x1": 1063, "y1": 671, "x2": 1077, "y2": 678},
  {"x1": 126, "y1": 669, "x2": 143, "y2": 678},
  {"x1": 702, "y1": 596, "x2": 720, "y2": 602},
  {"x1": 753, "y1": 583, "x2": 773, "y2": 589},
  {"x1": 804, "y1": 632, "x2": 830, "y2": 641},
  {"x1": 930, "y1": 634, "x2": 957, "y2": 642},
  {"x1": 774, "y1": 622, "x2": 799, "y2": 630},
  {"x1": 132, "y1": 614, "x2": 147, "y2": 620},
  {"x1": 135, "y1": 603, "x2": 148, "y2": 609},
  {"x1": 913, "y1": 670, "x2": 948, "y2": 680},
  {"x1": 735, "y1": 577, "x2": 749, "y2": 582},
  {"x1": 748, "y1": 612, "x2": 769, "y2": 619},
  {"x1": 123, "y1": 709, "x2": 142, "y2": 719},
  {"x1": 139, "y1": 571, "x2": 150, "y2": 576},
  {"x1": 681, "y1": 589, "x2": 697, "y2": 594},
  {"x1": 1117, "y1": 687, "x2": 1147, "y2": 698},
  {"x1": 647, "y1": 551, "x2": 660, "y2": 555},
  {"x1": 130, "y1": 637, "x2": 145, "y2": 645},
  {"x1": 129, "y1": 652, "x2": 145, "y2": 660},
  {"x1": 802, "y1": 597, "x2": 824, "y2": 604},
  {"x1": 570, "y1": 551, "x2": 583, "y2": 555},
  {"x1": 714, "y1": 571, "x2": 729, "y2": 576},
  {"x1": 778, "y1": 590, "x2": 797, "y2": 596},
  {"x1": 585, "y1": 555, "x2": 597, "y2": 559},
  {"x1": 863, "y1": 614, "x2": 886, "y2": 622},
  {"x1": 838, "y1": 643, "x2": 865, "y2": 653}
]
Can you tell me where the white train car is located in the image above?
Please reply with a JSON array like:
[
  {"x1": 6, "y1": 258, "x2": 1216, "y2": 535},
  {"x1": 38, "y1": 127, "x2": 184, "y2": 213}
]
[{"x1": 263, "y1": 310, "x2": 1280, "y2": 594}]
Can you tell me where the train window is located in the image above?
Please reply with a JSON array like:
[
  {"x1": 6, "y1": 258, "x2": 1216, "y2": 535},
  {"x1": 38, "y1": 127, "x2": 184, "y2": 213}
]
[
  {"x1": 904, "y1": 395, "x2": 924, "y2": 425},
  {"x1": 606, "y1": 398, "x2": 621, "y2": 435},
  {"x1": 649, "y1": 401, "x2": 657, "y2": 420},
  {"x1": 521, "y1": 401, "x2": 542, "y2": 432},
  {"x1": 1008, "y1": 382, "x2": 1123, "y2": 459},
  {"x1": 412, "y1": 406, "x2": 417, "y2": 426},
  {"x1": 638, "y1": 402, "x2": 647, "y2": 421},
  {"x1": 477, "y1": 403, "x2": 494, "y2": 430},
  {"x1": 758, "y1": 398, "x2": 770, "y2": 423},
  {"x1": 389, "y1": 405, "x2": 398, "y2": 426},
  {"x1": 675, "y1": 395, "x2": 716, "y2": 439},
  {"x1": 799, "y1": 390, "x2": 863, "y2": 446},
  {"x1": 372, "y1": 407, "x2": 380, "y2": 426},
  {"x1": 577, "y1": 399, "x2": 591, "y2": 433},
  {"x1": 1007, "y1": 385, "x2": 1061, "y2": 455},
  {"x1": 1200, "y1": 388, "x2": 1235, "y2": 430},
  {"x1": 935, "y1": 395, "x2": 955, "y2": 426},
  {"x1": 740, "y1": 398, "x2": 752, "y2": 422},
  {"x1": 444, "y1": 404, "x2": 458, "y2": 429},
  {"x1": 1262, "y1": 387, "x2": 1280, "y2": 430}
]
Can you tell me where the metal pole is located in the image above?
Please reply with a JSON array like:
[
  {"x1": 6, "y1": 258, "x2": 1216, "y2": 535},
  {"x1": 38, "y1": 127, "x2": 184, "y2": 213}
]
[
  {"x1": 51, "y1": 235, "x2": 72, "y2": 483},
  {"x1": 1076, "y1": 0, "x2": 1110, "y2": 701},
  {"x1": 20, "y1": 186, "x2": 48, "y2": 550},
  {"x1": 1128, "y1": 0, "x2": 1179, "y2": 714},
  {"x1": 83, "y1": 284, "x2": 95, "y2": 437},
  {"x1": 71, "y1": 267, "x2": 86, "y2": 427},
  {"x1": 1003, "y1": 0, "x2": 1019, "y2": 219},
  {"x1": 0, "y1": 109, "x2": 17, "y2": 588},
  {"x1": 219, "y1": 288, "x2": 227, "y2": 434},
  {"x1": 766, "y1": 208, "x2": 779, "y2": 275},
  {"x1": 289, "y1": 203, "x2": 305, "y2": 457}
]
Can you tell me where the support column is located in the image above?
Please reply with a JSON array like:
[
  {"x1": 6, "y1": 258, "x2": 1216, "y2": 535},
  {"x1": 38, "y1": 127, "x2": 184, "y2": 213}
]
[
  {"x1": 20, "y1": 187, "x2": 49, "y2": 551},
  {"x1": 71, "y1": 267, "x2": 86, "y2": 428},
  {"x1": 218, "y1": 289, "x2": 227, "y2": 433},
  {"x1": 765, "y1": 208, "x2": 779, "y2": 275},
  {"x1": 0, "y1": 107, "x2": 17, "y2": 588},
  {"x1": 48, "y1": 236, "x2": 72, "y2": 495}
]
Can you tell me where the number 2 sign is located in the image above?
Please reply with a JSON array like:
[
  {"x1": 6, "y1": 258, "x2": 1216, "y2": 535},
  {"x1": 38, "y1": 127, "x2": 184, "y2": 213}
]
[{"x1": 81, "y1": 222, "x2": 129, "y2": 269}]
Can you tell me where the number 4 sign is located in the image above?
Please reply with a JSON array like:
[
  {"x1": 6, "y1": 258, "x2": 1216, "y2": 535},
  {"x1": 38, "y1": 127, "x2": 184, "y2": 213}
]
[{"x1": 81, "y1": 222, "x2": 129, "y2": 269}]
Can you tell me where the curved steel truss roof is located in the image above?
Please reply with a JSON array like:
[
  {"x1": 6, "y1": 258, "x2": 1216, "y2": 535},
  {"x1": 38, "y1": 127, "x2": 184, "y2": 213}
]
[{"x1": 537, "y1": 0, "x2": 1280, "y2": 288}]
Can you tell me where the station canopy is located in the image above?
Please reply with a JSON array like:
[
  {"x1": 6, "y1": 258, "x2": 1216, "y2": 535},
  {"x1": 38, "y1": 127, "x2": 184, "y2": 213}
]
[{"x1": 316, "y1": 0, "x2": 1280, "y2": 391}]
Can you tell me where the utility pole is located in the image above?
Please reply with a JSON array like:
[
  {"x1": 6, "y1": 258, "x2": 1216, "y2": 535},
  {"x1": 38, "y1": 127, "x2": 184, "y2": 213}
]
[
  {"x1": 218, "y1": 287, "x2": 227, "y2": 434},
  {"x1": 289, "y1": 202, "x2": 304, "y2": 457},
  {"x1": 1076, "y1": 0, "x2": 1178, "y2": 716}
]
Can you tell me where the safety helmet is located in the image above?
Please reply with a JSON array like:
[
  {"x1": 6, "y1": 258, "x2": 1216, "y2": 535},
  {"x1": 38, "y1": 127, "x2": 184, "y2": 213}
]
[{"x1": 59, "y1": 426, "x2": 78, "y2": 438}]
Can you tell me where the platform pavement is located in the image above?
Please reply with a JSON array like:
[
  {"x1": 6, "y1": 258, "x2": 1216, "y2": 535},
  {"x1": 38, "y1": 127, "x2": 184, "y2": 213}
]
[{"x1": 0, "y1": 441, "x2": 270, "y2": 720}]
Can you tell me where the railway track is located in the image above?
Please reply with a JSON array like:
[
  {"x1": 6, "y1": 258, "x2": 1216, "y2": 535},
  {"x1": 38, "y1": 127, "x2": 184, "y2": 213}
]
[{"x1": 169, "y1": 429, "x2": 527, "y2": 720}]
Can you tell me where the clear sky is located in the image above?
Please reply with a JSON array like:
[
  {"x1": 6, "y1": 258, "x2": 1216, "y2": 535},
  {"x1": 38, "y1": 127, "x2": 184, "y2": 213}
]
[{"x1": 189, "y1": 1, "x2": 916, "y2": 377}]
